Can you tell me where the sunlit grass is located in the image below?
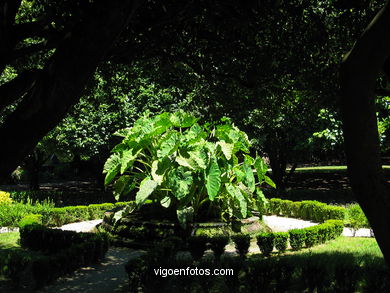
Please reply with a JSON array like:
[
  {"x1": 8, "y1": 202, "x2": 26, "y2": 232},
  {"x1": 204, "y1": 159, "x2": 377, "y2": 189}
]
[
  {"x1": 290, "y1": 165, "x2": 390, "y2": 173},
  {"x1": 293, "y1": 237, "x2": 383, "y2": 258},
  {"x1": 0, "y1": 232, "x2": 20, "y2": 249}
]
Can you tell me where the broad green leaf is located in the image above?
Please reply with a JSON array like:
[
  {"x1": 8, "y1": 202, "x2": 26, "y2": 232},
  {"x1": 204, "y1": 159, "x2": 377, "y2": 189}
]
[
  {"x1": 233, "y1": 165, "x2": 245, "y2": 181},
  {"x1": 183, "y1": 123, "x2": 207, "y2": 144},
  {"x1": 264, "y1": 175, "x2": 276, "y2": 188},
  {"x1": 242, "y1": 160, "x2": 255, "y2": 193},
  {"x1": 205, "y1": 160, "x2": 221, "y2": 201},
  {"x1": 160, "y1": 196, "x2": 171, "y2": 208},
  {"x1": 255, "y1": 188, "x2": 268, "y2": 213},
  {"x1": 217, "y1": 140, "x2": 234, "y2": 160},
  {"x1": 113, "y1": 175, "x2": 135, "y2": 201},
  {"x1": 170, "y1": 111, "x2": 197, "y2": 128},
  {"x1": 103, "y1": 153, "x2": 121, "y2": 185},
  {"x1": 167, "y1": 167, "x2": 193, "y2": 199},
  {"x1": 113, "y1": 204, "x2": 136, "y2": 223},
  {"x1": 176, "y1": 155, "x2": 195, "y2": 170},
  {"x1": 225, "y1": 183, "x2": 247, "y2": 218},
  {"x1": 136, "y1": 177, "x2": 158, "y2": 205},
  {"x1": 113, "y1": 128, "x2": 132, "y2": 138},
  {"x1": 188, "y1": 147, "x2": 208, "y2": 169},
  {"x1": 120, "y1": 149, "x2": 138, "y2": 174},
  {"x1": 157, "y1": 131, "x2": 180, "y2": 158},
  {"x1": 177, "y1": 207, "x2": 194, "y2": 229},
  {"x1": 151, "y1": 157, "x2": 171, "y2": 184},
  {"x1": 254, "y1": 157, "x2": 268, "y2": 182}
]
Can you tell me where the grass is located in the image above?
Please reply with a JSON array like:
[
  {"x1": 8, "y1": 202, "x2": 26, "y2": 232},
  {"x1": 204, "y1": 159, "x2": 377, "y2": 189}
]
[
  {"x1": 0, "y1": 232, "x2": 20, "y2": 249},
  {"x1": 292, "y1": 236, "x2": 383, "y2": 259},
  {"x1": 290, "y1": 165, "x2": 390, "y2": 173}
]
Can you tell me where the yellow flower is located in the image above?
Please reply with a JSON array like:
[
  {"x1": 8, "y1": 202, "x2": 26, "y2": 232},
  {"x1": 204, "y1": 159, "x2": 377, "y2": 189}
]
[{"x1": 0, "y1": 191, "x2": 13, "y2": 205}]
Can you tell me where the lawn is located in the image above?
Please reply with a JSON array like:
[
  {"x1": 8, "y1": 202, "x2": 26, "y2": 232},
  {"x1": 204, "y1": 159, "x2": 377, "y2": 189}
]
[
  {"x1": 291, "y1": 236, "x2": 384, "y2": 260},
  {"x1": 0, "y1": 232, "x2": 19, "y2": 249},
  {"x1": 290, "y1": 165, "x2": 390, "y2": 173}
]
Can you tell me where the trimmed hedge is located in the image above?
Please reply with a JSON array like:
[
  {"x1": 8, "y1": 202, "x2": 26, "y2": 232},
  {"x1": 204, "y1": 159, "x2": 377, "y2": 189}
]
[
  {"x1": 0, "y1": 201, "x2": 132, "y2": 227},
  {"x1": 126, "y1": 250, "x2": 390, "y2": 293},
  {"x1": 1, "y1": 225, "x2": 109, "y2": 288},
  {"x1": 232, "y1": 234, "x2": 251, "y2": 258},
  {"x1": 256, "y1": 233, "x2": 275, "y2": 256},
  {"x1": 274, "y1": 232, "x2": 289, "y2": 253},
  {"x1": 267, "y1": 198, "x2": 346, "y2": 222}
]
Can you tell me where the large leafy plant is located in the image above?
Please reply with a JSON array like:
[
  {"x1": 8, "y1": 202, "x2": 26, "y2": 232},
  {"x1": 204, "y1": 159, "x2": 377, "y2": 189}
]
[{"x1": 103, "y1": 111, "x2": 274, "y2": 225}]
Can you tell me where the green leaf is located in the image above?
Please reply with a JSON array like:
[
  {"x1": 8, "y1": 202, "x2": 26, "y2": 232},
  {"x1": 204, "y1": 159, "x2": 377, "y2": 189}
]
[
  {"x1": 170, "y1": 111, "x2": 197, "y2": 128},
  {"x1": 160, "y1": 196, "x2": 171, "y2": 208},
  {"x1": 136, "y1": 177, "x2": 158, "y2": 205},
  {"x1": 120, "y1": 149, "x2": 138, "y2": 174},
  {"x1": 157, "y1": 131, "x2": 180, "y2": 158},
  {"x1": 217, "y1": 140, "x2": 234, "y2": 160},
  {"x1": 167, "y1": 167, "x2": 193, "y2": 199},
  {"x1": 205, "y1": 160, "x2": 221, "y2": 201},
  {"x1": 243, "y1": 160, "x2": 256, "y2": 193},
  {"x1": 113, "y1": 128, "x2": 132, "y2": 138},
  {"x1": 225, "y1": 183, "x2": 247, "y2": 218},
  {"x1": 103, "y1": 153, "x2": 121, "y2": 185},
  {"x1": 264, "y1": 175, "x2": 276, "y2": 188},
  {"x1": 113, "y1": 175, "x2": 135, "y2": 201},
  {"x1": 188, "y1": 146, "x2": 208, "y2": 169},
  {"x1": 254, "y1": 156, "x2": 268, "y2": 182},
  {"x1": 183, "y1": 123, "x2": 206, "y2": 144},
  {"x1": 151, "y1": 157, "x2": 171, "y2": 184}
]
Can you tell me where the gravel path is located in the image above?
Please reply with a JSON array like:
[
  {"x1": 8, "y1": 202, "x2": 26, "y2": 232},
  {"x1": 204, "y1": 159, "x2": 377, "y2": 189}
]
[{"x1": 36, "y1": 247, "x2": 143, "y2": 293}]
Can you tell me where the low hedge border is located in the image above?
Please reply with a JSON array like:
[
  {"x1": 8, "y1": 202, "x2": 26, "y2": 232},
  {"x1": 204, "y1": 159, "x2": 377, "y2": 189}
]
[
  {"x1": 1, "y1": 224, "x2": 110, "y2": 288},
  {"x1": 184, "y1": 220, "x2": 344, "y2": 260},
  {"x1": 267, "y1": 198, "x2": 346, "y2": 222},
  {"x1": 125, "y1": 247, "x2": 390, "y2": 293},
  {"x1": 0, "y1": 201, "x2": 132, "y2": 227}
]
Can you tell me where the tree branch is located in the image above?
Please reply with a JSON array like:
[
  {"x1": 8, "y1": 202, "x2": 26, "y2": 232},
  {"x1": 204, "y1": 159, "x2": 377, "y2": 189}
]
[{"x1": 0, "y1": 70, "x2": 41, "y2": 111}]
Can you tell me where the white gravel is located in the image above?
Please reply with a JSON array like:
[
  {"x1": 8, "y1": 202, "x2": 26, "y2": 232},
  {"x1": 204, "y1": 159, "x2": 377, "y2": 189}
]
[
  {"x1": 59, "y1": 219, "x2": 103, "y2": 233},
  {"x1": 263, "y1": 215, "x2": 373, "y2": 237}
]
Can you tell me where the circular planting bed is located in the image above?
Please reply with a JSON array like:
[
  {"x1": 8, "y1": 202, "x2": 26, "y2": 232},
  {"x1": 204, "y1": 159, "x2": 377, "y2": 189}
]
[{"x1": 101, "y1": 208, "x2": 269, "y2": 247}]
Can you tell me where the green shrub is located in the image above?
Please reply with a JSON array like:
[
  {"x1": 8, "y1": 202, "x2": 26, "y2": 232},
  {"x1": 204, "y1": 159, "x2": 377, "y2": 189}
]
[
  {"x1": 256, "y1": 233, "x2": 275, "y2": 256},
  {"x1": 18, "y1": 214, "x2": 43, "y2": 228},
  {"x1": 209, "y1": 235, "x2": 229, "y2": 260},
  {"x1": 232, "y1": 234, "x2": 251, "y2": 258},
  {"x1": 0, "y1": 201, "x2": 129, "y2": 227},
  {"x1": 187, "y1": 235, "x2": 208, "y2": 261},
  {"x1": 289, "y1": 229, "x2": 306, "y2": 251},
  {"x1": 346, "y1": 204, "x2": 370, "y2": 232},
  {"x1": 304, "y1": 226, "x2": 320, "y2": 248},
  {"x1": 267, "y1": 198, "x2": 347, "y2": 223},
  {"x1": 274, "y1": 232, "x2": 289, "y2": 253}
]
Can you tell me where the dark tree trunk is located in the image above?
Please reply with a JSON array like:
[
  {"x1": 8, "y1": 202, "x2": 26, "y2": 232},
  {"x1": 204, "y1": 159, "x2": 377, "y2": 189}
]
[
  {"x1": 0, "y1": 1, "x2": 141, "y2": 181},
  {"x1": 265, "y1": 133, "x2": 288, "y2": 192},
  {"x1": 340, "y1": 2, "x2": 390, "y2": 265}
]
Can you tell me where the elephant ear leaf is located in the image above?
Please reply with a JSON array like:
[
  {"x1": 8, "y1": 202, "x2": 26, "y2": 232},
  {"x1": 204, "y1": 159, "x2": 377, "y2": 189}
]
[
  {"x1": 136, "y1": 177, "x2": 158, "y2": 205},
  {"x1": 225, "y1": 183, "x2": 247, "y2": 218},
  {"x1": 254, "y1": 156, "x2": 268, "y2": 183},
  {"x1": 103, "y1": 153, "x2": 121, "y2": 185},
  {"x1": 113, "y1": 175, "x2": 135, "y2": 201},
  {"x1": 205, "y1": 160, "x2": 221, "y2": 201}
]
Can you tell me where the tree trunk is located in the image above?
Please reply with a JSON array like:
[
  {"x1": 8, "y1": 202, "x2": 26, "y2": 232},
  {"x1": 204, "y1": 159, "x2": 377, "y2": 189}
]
[
  {"x1": 0, "y1": 1, "x2": 141, "y2": 181},
  {"x1": 340, "y1": 2, "x2": 390, "y2": 265}
]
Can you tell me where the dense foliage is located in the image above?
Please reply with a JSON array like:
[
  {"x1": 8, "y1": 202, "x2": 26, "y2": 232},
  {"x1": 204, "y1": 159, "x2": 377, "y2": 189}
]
[{"x1": 104, "y1": 111, "x2": 273, "y2": 225}]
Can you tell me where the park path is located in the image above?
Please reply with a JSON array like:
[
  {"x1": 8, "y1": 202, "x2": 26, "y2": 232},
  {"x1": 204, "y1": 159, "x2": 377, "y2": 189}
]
[{"x1": 35, "y1": 247, "x2": 143, "y2": 293}]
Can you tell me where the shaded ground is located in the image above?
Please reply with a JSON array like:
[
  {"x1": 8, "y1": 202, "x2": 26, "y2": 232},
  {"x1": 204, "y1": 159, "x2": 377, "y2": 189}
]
[{"x1": 36, "y1": 248, "x2": 143, "y2": 293}]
